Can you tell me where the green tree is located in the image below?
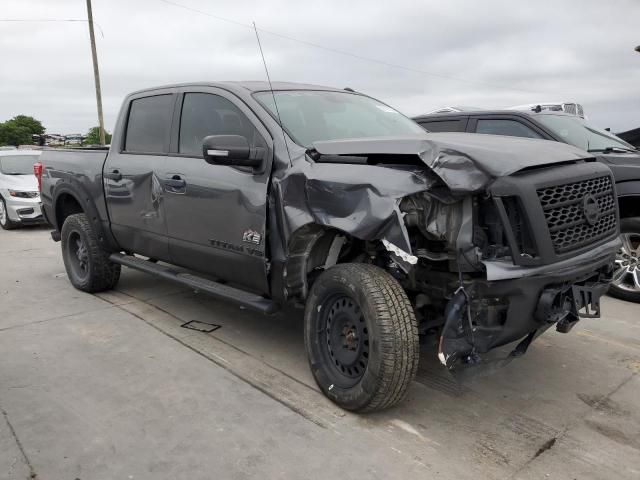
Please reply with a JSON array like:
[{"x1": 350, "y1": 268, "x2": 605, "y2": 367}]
[
  {"x1": 0, "y1": 123, "x2": 33, "y2": 146},
  {"x1": 85, "y1": 126, "x2": 112, "y2": 145},
  {"x1": 6, "y1": 115, "x2": 45, "y2": 136},
  {"x1": 0, "y1": 114, "x2": 45, "y2": 146}
]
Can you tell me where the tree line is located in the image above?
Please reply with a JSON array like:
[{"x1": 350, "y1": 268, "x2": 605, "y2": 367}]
[{"x1": 0, "y1": 115, "x2": 111, "y2": 146}]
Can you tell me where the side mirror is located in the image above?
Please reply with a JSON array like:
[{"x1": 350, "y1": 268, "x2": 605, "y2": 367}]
[{"x1": 202, "y1": 135, "x2": 264, "y2": 168}]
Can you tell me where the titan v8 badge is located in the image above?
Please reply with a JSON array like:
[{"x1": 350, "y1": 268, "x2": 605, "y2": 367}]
[{"x1": 242, "y1": 229, "x2": 262, "y2": 245}]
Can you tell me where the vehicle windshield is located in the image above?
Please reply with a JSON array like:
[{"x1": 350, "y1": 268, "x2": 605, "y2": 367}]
[
  {"x1": 254, "y1": 90, "x2": 425, "y2": 148},
  {"x1": 0, "y1": 155, "x2": 40, "y2": 175},
  {"x1": 536, "y1": 114, "x2": 635, "y2": 152}
]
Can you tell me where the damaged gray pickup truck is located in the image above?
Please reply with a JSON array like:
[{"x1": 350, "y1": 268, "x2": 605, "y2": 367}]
[{"x1": 39, "y1": 82, "x2": 620, "y2": 412}]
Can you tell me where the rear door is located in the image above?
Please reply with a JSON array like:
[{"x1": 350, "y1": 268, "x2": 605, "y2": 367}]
[
  {"x1": 163, "y1": 87, "x2": 273, "y2": 294},
  {"x1": 104, "y1": 89, "x2": 176, "y2": 260}
]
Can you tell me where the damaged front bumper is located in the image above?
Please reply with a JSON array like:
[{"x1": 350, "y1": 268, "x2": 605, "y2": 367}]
[{"x1": 438, "y1": 236, "x2": 620, "y2": 369}]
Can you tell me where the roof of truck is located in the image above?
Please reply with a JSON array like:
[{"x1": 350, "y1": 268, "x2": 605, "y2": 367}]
[
  {"x1": 128, "y1": 81, "x2": 347, "y2": 96},
  {"x1": 413, "y1": 110, "x2": 578, "y2": 120}
]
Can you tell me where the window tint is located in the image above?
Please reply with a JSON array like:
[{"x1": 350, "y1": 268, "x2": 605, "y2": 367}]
[
  {"x1": 418, "y1": 120, "x2": 463, "y2": 132},
  {"x1": 179, "y1": 93, "x2": 259, "y2": 156},
  {"x1": 476, "y1": 119, "x2": 542, "y2": 139},
  {"x1": 125, "y1": 94, "x2": 173, "y2": 153}
]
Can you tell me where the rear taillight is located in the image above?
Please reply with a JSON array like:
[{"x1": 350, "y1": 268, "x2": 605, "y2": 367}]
[{"x1": 33, "y1": 162, "x2": 43, "y2": 193}]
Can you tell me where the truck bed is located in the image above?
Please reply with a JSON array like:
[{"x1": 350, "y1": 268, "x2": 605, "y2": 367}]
[{"x1": 39, "y1": 147, "x2": 110, "y2": 231}]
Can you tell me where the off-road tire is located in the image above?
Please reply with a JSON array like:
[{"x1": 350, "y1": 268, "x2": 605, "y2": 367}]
[
  {"x1": 304, "y1": 263, "x2": 419, "y2": 412},
  {"x1": 61, "y1": 213, "x2": 120, "y2": 292},
  {"x1": 0, "y1": 196, "x2": 19, "y2": 230},
  {"x1": 608, "y1": 217, "x2": 640, "y2": 303}
]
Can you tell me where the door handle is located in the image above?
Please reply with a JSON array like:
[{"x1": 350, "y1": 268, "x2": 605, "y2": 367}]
[
  {"x1": 104, "y1": 169, "x2": 122, "y2": 182},
  {"x1": 165, "y1": 175, "x2": 186, "y2": 189}
]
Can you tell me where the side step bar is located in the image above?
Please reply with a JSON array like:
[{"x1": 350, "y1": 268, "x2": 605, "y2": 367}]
[{"x1": 109, "y1": 253, "x2": 279, "y2": 315}]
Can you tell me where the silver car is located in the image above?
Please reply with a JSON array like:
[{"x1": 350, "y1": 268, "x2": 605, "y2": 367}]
[{"x1": 0, "y1": 150, "x2": 45, "y2": 230}]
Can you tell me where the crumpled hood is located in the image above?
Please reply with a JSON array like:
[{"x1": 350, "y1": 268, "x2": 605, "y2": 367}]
[
  {"x1": 313, "y1": 132, "x2": 592, "y2": 193},
  {"x1": 0, "y1": 173, "x2": 38, "y2": 191}
]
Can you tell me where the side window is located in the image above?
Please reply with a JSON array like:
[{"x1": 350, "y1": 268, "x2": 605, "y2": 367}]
[
  {"x1": 179, "y1": 93, "x2": 260, "y2": 156},
  {"x1": 476, "y1": 119, "x2": 542, "y2": 139},
  {"x1": 124, "y1": 94, "x2": 173, "y2": 153},
  {"x1": 418, "y1": 120, "x2": 463, "y2": 132}
]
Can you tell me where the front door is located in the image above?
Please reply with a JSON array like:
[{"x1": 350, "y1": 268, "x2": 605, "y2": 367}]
[{"x1": 163, "y1": 88, "x2": 273, "y2": 294}]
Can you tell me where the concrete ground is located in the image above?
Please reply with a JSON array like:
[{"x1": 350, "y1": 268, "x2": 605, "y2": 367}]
[{"x1": 1, "y1": 226, "x2": 639, "y2": 480}]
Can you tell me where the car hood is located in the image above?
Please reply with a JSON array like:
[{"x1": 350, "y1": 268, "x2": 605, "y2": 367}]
[
  {"x1": 312, "y1": 133, "x2": 592, "y2": 193},
  {"x1": 0, "y1": 173, "x2": 38, "y2": 191}
]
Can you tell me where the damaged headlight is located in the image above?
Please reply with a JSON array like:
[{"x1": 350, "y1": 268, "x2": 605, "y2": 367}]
[{"x1": 401, "y1": 193, "x2": 464, "y2": 247}]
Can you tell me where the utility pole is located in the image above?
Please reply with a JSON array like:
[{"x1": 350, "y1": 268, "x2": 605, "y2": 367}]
[{"x1": 86, "y1": 0, "x2": 105, "y2": 145}]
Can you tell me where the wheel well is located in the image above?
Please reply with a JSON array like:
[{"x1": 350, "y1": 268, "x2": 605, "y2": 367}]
[
  {"x1": 55, "y1": 193, "x2": 84, "y2": 230},
  {"x1": 619, "y1": 196, "x2": 640, "y2": 220},
  {"x1": 285, "y1": 224, "x2": 356, "y2": 301}
]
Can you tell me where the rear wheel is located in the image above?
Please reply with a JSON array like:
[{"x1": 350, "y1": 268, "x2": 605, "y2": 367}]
[
  {"x1": 0, "y1": 197, "x2": 19, "y2": 230},
  {"x1": 61, "y1": 213, "x2": 120, "y2": 292},
  {"x1": 609, "y1": 218, "x2": 640, "y2": 303},
  {"x1": 304, "y1": 263, "x2": 419, "y2": 412}
]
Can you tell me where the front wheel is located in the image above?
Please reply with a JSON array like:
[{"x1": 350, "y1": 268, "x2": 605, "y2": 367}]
[
  {"x1": 609, "y1": 217, "x2": 640, "y2": 303},
  {"x1": 0, "y1": 197, "x2": 18, "y2": 230},
  {"x1": 304, "y1": 264, "x2": 419, "y2": 412}
]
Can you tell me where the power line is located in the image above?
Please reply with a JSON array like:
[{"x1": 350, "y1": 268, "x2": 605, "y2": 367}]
[
  {"x1": 0, "y1": 18, "x2": 104, "y2": 37},
  {"x1": 156, "y1": 0, "x2": 548, "y2": 95}
]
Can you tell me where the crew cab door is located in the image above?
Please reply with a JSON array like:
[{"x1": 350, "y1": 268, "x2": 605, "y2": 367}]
[
  {"x1": 163, "y1": 87, "x2": 273, "y2": 294},
  {"x1": 104, "y1": 90, "x2": 176, "y2": 260}
]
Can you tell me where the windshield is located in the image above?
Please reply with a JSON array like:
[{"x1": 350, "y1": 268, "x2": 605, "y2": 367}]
[
  {"x1": 536, "y1": 114, "x2": 635, "y2": 152},
  {"x1": 0, "y1": 155, "x2": 40, "y2": 175},
  {"x1": 254, "y1": 90, "x2": 425, "y2": 147}
]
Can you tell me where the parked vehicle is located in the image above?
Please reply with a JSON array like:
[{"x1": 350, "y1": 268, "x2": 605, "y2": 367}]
[
  {"x1": 39, "y1": 82, "x2": 620, "y2": 412},
  {"x1": 413, "y1": 109, "x2": 640, "y2": 303},
  {"x1": 64, "y1": 134, "x2": 84, "y2": 146},
  {"x1": 0, "y1": 149, "x2": 45, "y2": 229},
  {"x1": 507, "y1": 102, "x2": 585, "y2": 118}
]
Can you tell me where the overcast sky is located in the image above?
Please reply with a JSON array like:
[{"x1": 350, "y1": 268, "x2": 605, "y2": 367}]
[{"x1": 1, "y1": 0, "x2": 639, "y2": 134}]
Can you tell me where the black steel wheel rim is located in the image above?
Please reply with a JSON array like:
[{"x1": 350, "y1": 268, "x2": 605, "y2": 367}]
[
  {"x1": 67, "y1": 231, "x2": 89, "y2": 280},
  {"x1": 319, "y1": 293, "x2": 369, "y2": 387}
]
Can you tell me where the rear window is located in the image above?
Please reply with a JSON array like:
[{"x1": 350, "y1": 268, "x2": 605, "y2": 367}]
[
  {"x1": 124, "y1": 94, "x2": 173, "y2": 153},
  {"x1": 417, "y1": 120, "x2": 464, "y2": 132}
]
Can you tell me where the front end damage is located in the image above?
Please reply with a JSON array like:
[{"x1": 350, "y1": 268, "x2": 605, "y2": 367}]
[
  {"x1": 276, "y1": 133, "x2": 620, "y2": 371},
  {"x1": 397, "y1": 159, "x2": 620, "y2": 369}
]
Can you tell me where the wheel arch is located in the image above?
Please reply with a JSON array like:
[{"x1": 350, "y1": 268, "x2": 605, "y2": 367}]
[
  {"x1": 617, "y1": 194, "x2": 640, "y2": 220},
  {"x1": 52, "y1": 182, "x2": 119, "y2": 251},
  {"x1": 284, "y1": 223, "x2": 359, "y2": 301}
]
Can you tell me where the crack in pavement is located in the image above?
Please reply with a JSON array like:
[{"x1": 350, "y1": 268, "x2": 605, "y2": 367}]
[
  {"x1": 1, "y1": 406, "x2": 37, "y2": 479},
  {"x1": 509, "y1": 371, "x2": 638, "y2": 478}
]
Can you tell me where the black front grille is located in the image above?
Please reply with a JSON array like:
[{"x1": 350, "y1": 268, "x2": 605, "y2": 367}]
[{"x1": 537, "y1": 176, "x2": 617, "y2": 253}]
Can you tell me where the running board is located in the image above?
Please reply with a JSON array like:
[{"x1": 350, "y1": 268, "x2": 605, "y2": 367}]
[{"x1": 109, "y1": 253, "x2": 279, "y2": 315}]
